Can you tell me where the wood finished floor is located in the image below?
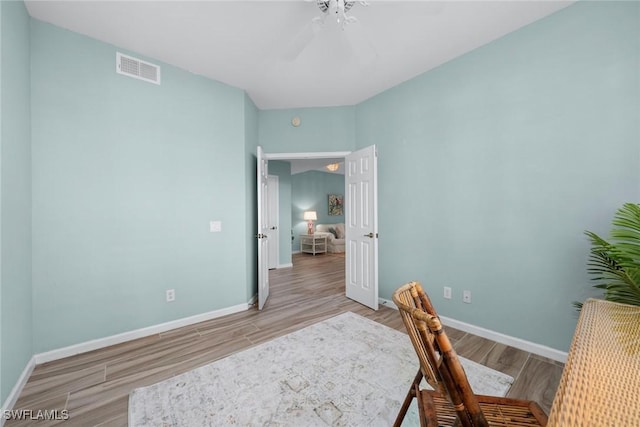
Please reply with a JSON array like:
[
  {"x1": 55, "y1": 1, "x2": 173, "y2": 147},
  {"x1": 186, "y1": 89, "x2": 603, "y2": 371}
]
[{"x1": 9, "y1": 253, "x2": 563, "y2": 426}]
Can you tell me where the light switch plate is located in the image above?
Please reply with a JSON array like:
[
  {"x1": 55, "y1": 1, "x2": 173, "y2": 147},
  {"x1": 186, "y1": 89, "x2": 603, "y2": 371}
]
[{"x1": 210, "y1": 221, "x2": 222, "y2": 232}]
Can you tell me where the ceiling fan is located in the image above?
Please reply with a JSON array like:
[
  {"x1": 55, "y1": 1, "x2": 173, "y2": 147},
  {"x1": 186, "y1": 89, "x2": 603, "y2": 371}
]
[{"x1": 281, "y1": 0, "x2": 373, "y2": 63}]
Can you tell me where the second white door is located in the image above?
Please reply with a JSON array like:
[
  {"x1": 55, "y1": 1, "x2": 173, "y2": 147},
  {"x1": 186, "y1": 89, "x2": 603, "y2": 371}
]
[
  {"x1": 345, "y1": 145, "x2": 378, "y2": 310},
  {"x1": 267, "y1": 175, "x2": 279, "y2": 269}
]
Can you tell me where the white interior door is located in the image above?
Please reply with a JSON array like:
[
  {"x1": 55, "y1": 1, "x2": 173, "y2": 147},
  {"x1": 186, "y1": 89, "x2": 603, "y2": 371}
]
[
  {"x1": 267, "y1": 175, "x2": 279, "y2": 269},
  {"x1": 257, "y1": 146, "x2": 270, "y2": 310},
  {"x1": 345, "y1": 145, "x2": 378, "y2": 309}
]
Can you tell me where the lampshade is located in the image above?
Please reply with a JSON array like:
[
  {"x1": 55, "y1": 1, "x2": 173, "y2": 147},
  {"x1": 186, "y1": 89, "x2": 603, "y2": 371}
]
[{"x1": 303, "y1": 211, "x2": 317, "y2": 221}]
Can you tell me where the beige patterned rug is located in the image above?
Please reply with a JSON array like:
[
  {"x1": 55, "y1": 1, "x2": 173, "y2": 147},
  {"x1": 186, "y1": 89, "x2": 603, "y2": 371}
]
[{"x1": 129, "y1": 312, "x2": 513, "y2": 426}]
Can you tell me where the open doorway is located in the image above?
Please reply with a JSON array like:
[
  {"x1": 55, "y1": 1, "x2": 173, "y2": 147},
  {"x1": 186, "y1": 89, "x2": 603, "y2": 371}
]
[
  {"x1": 265, "y1": 151, "x2": 350, "y2": 269},
  {"x1": 257, "y1": 147, "x2": 378, "y2": 310},
  {"x1": 289, "y1": 158, "x2": 346, "y2": 260}
]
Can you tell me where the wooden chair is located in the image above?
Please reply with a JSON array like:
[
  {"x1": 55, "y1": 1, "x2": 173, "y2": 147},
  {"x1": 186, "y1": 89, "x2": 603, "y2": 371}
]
[{"x1": 392, "y1": 281, "x2": 548, "y2": 427}]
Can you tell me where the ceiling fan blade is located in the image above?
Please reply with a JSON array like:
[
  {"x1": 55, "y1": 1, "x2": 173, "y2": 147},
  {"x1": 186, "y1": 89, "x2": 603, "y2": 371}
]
[
  {"x1": 343, "y1": 22, "x2": 378, "y2": 68},
  {"x1": 281, "y1": 17, "x2": 324, "y2": 62}
]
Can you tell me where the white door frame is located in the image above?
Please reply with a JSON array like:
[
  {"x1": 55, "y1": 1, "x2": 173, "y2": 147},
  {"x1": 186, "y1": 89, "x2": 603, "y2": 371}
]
[
  {"x1": 264, "y1": 151, "x2": 351, "y2": 161},
  {"x1": 261, "y1": 149, "x2": 378, "y2": 307}
]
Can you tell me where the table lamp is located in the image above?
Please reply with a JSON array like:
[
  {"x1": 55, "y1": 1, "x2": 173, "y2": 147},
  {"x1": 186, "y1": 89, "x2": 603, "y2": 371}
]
[{"x1": 303, "y1": 211, "x2": 317, "y2": 235}]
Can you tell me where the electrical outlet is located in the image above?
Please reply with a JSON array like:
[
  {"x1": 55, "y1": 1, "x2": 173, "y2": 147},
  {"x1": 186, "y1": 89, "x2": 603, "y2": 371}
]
[
  {"x1": 166, "y1": 289, "x2": 175, "y2": 302},
  {"x1": 443, "y1": 287, "x2": 452, "y2": 300},
  {"x1": 463, "y1": 290, "x2": 471, "y2": 304}
]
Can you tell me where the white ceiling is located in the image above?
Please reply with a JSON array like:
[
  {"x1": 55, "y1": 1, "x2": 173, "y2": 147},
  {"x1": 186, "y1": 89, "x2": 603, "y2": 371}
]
[{"x1": 24, "y1": 1, "x2": 574, "y2": 110}]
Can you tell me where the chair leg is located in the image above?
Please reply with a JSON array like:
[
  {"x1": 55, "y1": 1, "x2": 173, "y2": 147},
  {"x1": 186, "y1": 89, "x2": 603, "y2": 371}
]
[{"x1": 393, "y1": 369, "x2": 423, "y2": 427}]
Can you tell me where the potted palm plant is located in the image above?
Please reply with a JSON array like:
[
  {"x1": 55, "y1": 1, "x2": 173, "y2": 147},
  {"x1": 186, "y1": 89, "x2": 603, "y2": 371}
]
[{"x1": 575, "y1": 203, "x2": 640, "y2": 309}]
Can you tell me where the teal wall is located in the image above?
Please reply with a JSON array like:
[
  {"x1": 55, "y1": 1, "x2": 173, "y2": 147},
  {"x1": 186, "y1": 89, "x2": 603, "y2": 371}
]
[
  {"x1": 356, "y1": 1, "x2": 639, "y2": 351},
  {"x1": 268, "y1": 161, "x2": 293, "y2": 266},
  {"x1": 291, "y1": 171, "x2": 345, "y2": 251},
  {"x1": 244, "y1": 94, "x2": 259, "y2": 301},
  {"x1": 259, "y1": 106, "x2": 356, "y2": 153},
  {"x1": 0, "y1": 0, "x2": 32, "y2": 403},
  {"x1": 30, "y1": 21, "x2": 250, "y2": 353}
]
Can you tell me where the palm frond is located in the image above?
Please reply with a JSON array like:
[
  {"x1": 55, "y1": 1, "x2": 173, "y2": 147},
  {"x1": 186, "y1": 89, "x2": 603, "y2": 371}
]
[{"x1": 576, "y1": 203, "x2": 640, "y2": 310}]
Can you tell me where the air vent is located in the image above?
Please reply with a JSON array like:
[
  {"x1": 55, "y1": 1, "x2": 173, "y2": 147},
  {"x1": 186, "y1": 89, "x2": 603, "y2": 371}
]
[{"x1": 116, "y1": 52, "x2": 161, "y2": 85}]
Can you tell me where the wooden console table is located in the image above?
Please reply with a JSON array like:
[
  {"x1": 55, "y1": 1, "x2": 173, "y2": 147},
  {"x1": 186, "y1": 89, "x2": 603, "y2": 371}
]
[{"x1": 547, "y1": 298, "x2": 640, "y2": 426}]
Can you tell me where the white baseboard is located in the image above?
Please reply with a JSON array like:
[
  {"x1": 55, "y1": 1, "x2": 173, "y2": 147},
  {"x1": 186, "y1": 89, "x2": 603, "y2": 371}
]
[
  {"x1": 379, "y1": 298, "x2": 567, "y2": 363},
  {"x1": 34, "y1": 302, "x2": 252, "y2": 365},
  {"x1": 248, "y1": 294, "x2": 257, "y2": 306},
  {"x1": 1, "y1": 356, "x2": 36, "y2": 426},
  {"x1": 277, "y1": 263, "x2": 293, "y2": 269}
]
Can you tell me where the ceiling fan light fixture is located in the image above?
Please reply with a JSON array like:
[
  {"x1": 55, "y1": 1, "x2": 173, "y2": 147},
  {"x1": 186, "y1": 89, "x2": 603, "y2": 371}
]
[
  {"x1": 317, "y1": 0, "x2": 358, "y2": 27},
  {"x1": 326, "y1": 163, "x2": 340, "y2": 172}
]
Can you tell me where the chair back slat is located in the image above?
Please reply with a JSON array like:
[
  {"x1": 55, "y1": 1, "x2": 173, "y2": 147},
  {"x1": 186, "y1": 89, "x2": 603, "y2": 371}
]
[
  {"x1": 393, "y1": 282, "x2": 443, "y2": 393},
  {"x1": 393, "y1": 281, "x2": 490, "y2": 427}
]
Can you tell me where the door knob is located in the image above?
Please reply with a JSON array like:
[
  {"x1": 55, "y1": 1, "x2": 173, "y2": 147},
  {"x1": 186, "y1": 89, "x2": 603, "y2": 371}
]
[
  {"x1": 270, "y1": 226, "x2": 277, "y2": 230},
  {"x1": 364, "y1": 232, "x2": 374, "y2": 238}
]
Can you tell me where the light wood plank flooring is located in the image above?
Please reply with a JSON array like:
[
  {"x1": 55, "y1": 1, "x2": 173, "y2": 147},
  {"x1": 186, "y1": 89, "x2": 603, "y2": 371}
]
[{"x1": 8, "y1": 253, "x2": 563, "y2": 426}]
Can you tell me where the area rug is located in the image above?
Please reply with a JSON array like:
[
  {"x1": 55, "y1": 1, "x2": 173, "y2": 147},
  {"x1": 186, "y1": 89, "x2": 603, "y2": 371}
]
[{"x1": 129, "y1": 312, "x2": 513, "y2": 426}]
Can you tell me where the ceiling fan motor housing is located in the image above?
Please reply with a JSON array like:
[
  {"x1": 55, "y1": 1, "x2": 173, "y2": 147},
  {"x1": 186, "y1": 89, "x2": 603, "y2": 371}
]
[{"x1": 317, "y1": 0, "x2": 355, "y2": 14}]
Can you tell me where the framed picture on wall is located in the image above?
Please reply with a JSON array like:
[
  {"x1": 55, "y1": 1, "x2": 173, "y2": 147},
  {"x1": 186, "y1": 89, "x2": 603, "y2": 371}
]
[{"x1": 328, "y1": 194, "x2": 343, "y2": 216}]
